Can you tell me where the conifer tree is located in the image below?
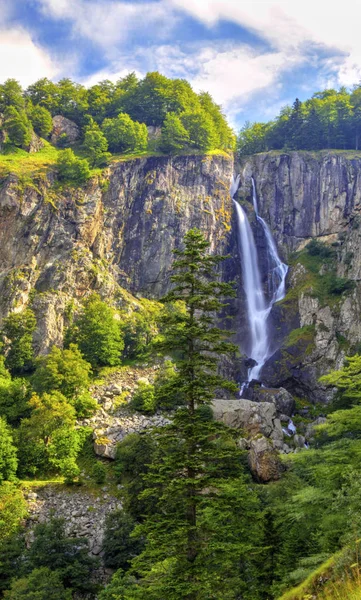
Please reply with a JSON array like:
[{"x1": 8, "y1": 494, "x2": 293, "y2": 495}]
[{"x1": 104, "y1": 229, "x2": 265, "y2": 599}]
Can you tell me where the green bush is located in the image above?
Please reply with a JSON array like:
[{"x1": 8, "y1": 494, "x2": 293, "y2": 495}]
[
  {"x1": 3, "y1": 567, "x2": 72, "y2": 600},
  {"x1": 31, "y1": 344, "x2": 96, "y2": 417},
  {"x1": 1, "y1": 309, "x2": 36, "y2": 375},
  {"x1": 0, "y1": 417, "x2": 18, "y2": 483},
  {"x1": 158, "y1": 112, "x2": 190, "y2": 153},
  {"x1": 306, "y1": 239, "x2": 336, "y2": 259},
  {"x1": 66, "y1": 294, "x2": 124, "y2": 368},
  {"x1": 4, "y1": 107, "x2": 33, "y2": 148},
  {"x1": 29, "y1": 105, "x2": 53, "y2": 138},
  {"x1": 56, "y1": 148, "x2": 91, "y2": 185},
  {"x1": 83, "y1": 120, "x2": 111, "y2": 167},
  {"x1": 102, "y1": 112, "x2": 148, "y2": 153},
  {"x1": 92, "y1": 461, "x2": 107, "y2": 484},
  {"x1": 130, "y1": 381, "x2": 156, "y2": 414}
]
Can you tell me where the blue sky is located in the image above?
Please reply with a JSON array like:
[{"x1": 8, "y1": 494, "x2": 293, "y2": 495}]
[{"x1": 1, "y1": 0, "x2": 360, "y2": 128}]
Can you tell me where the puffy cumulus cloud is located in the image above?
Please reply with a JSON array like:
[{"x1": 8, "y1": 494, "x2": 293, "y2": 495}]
[
  {"x1": 0, "y1": 28, "x2": 59, "y2": 86},
  {"x1": 169, "y1": 0, "x2": 361, "y2": 86}
]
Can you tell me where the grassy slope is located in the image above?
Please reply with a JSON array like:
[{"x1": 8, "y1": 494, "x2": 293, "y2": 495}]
[
  {"x1": 0, "y1": 143, "x2": 233, "y2": 181},
  {"x1": 279, "y1": 548, "x2": 361, "y2": 600}
]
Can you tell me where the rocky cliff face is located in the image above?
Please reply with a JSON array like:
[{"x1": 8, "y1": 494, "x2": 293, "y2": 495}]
[
  {"x1": 0, "y1": 154, "x2": 235, "y2": 354},
  {"x1": 237, "y1": 151, "x2": 361, "y2": 401},
  {"x1": 2, "y1": 150, "x2": 361, "y2": 402}
]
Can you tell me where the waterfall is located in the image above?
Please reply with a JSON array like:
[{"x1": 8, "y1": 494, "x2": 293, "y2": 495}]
[
  {"x1": 251, "y1": 178, "x2": 288, "y2": 304},
  {"x1": 231, "y1": 176, "x2": 288, "y2": 387}
]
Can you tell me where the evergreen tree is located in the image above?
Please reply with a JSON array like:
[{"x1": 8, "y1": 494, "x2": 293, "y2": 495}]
[
  {"x1": 106, "y1": 229, "x2": 265, "y2": 599},
  {"x1": 288, "y1": 98, "x2": 305, "y2": 149},
  {"x1": 24, "y1": 519, "x2": 97, "y2": 594}
]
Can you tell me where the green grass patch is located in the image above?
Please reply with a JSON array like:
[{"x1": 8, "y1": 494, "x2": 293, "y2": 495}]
[
  {"x1": 278, "y1": 553, "x2": 339, "y2": 600},
  {"x1": 281, "y1": 241, "x2": 354, "y2": 309},
  {"x1": 286, "y1": 325, "x2": 316, "y2": 348}
]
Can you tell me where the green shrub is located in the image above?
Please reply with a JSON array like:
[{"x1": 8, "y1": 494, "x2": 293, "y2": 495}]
[
  {"x1": 101, "y1": 112, "x2": 148, "y2": 153},
  {"x1": 56, "y1": 148, "x2": 91, "y2": 185},
  {"x1": 83, "y1": 120, "x2": 111, "y2": 167},
  {"x1": 66, "y1": 294, "x2": 124, "y2": 368},
  {"x1": 29, "y1": 105, "x2": 53, "y2": 138},
  {"x1": 1, "y1": 309, "x2": 36, "y2": 375},
  {"x1": 130, "y1": 381, "x2": 156, "y2": 414},
  {"x1": 4, "y1": 107, "x2": 33, "y2": 148},
  {"x1": 306, "y1": 239, "x2": 336, "y2": 259},
  {"x1": 3, "y1": 567, "x2": 72, "y2": 600},
  {"x1": 31, "y1": 344, "x2": 96, "y2": 417},
  {"x1": 92, "y1": 461, "x2": 107, "y2": 484},
  {"x1": 0, "y1": 417, "x2": 18, "y2": 483}
]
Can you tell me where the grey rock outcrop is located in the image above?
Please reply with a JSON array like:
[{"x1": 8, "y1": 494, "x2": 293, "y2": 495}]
[
  {"x1": 212, "y1": 398, "x2": 286, "y2": 480},
  {"x1": 51, "y1": 115, "x2": 80, "y2": 145},
  {"x1": 0, "y1": 154, "x2": 235, "y2": 353},
  {"x1": 249, "y1": 386, "x2": 295, "y2": 417},
  {"x1": 211, "y1": 398, "x2": 283, "y2": 442}
]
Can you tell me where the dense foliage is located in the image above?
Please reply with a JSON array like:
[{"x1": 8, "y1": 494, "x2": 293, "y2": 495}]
[
  {"x1": 0, "y1": 74, "x2": 235, "y2": 169},
  {"x1": 238, "y1": 86, "x2": 361, "y2": 155}
]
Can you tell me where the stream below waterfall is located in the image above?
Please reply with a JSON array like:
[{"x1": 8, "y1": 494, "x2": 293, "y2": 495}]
[{"x1": 231, "y1": 175, "x2": 288, "y2": 390}]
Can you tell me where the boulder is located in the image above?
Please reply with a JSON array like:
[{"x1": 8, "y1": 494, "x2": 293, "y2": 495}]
[
  {"x1": 211, "y1": 399, "x2": 283, "y2": 442},
  {"x1": 248, "y1": 436, "x2": 283, "y2": 482},
  {"x1": 51, "y1": 115, "x2": 80, "y2": 146},
  {"x1": 93, "y1": 439, "x2": 117, "y2": 460},
  {"x1": 250, "y1": 386, "x2": 296, "y2": 417}
]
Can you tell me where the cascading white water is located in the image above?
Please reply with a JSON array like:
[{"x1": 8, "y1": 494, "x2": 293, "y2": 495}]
[
  {"x1": 231, "y1": 175, "x2": 288, "y2": 387},
  {"x1": 251, "y1": 178, "x2": 288, "y2": 304}
]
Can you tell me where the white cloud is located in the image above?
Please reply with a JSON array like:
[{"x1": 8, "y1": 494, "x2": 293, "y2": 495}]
[
  {"x1": 0, "y1": 28, "x2": 59, "y2": 86},
  {"x1": 169, "y1": 0, "x2": 361, "y2": 86},
  {"x1": 37, "y1": 0, "x2": 174, "y2": 51}
]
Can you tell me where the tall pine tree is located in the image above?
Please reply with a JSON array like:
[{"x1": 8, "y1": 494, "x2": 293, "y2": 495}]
[{"x1": 101, "y1": 229, "x2": 265, "y2": 600}]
